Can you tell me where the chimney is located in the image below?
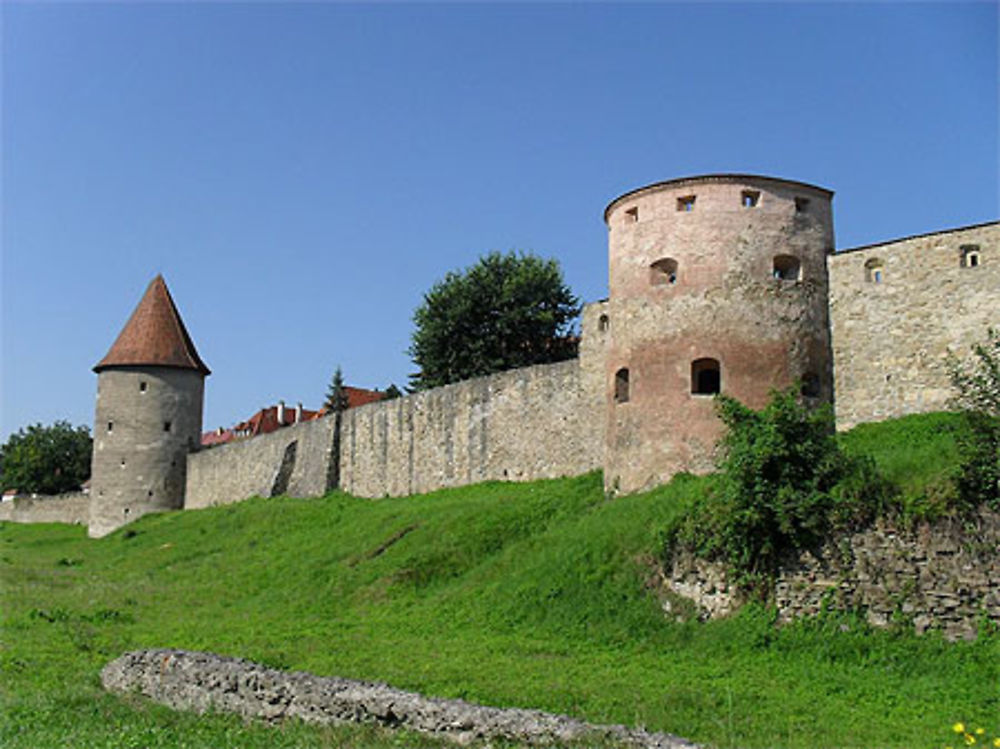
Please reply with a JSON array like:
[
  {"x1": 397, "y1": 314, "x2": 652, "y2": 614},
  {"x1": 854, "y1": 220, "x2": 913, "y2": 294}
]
[
  {"x1": 277, "y1": 400, "x2": 285, "y2": 425},
  {"x1": 295, "y1": 402, "x2": 303, "y2": 423}
]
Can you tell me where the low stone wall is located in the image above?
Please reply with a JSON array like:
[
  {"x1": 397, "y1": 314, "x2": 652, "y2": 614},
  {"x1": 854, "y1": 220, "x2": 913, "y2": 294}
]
[
  {"x1": 339, "y1": 359, "x2": 602, "y2": 498},
  {"x1": 184, "y1": 417, "x2": 336, "y2": 509},
  {"x1": 102, "y1": 649, "x2": 697, "y2": 748},
  {"x1": 0, "y1": 492, "x2": 89, "y2": 526},
  {"x1": 664, "y1": 507, "x2": 1000, "y2": 641}
]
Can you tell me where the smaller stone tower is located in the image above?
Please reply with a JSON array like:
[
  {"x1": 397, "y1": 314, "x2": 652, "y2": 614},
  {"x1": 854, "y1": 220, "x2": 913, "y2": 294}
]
[{"x1": 89, "y1": 275, "x2": 209, "y2": 538}]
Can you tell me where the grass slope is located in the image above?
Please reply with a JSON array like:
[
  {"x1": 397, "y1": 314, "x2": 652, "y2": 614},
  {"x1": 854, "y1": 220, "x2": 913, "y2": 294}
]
[{"x1": 1, "y1": 413, "x2": 997, "y2": 748}]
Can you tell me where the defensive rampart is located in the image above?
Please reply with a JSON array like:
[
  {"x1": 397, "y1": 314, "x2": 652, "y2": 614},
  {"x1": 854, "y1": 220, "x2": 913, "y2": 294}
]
[
  {"x1": 184, "y1": 352, "x2": 604, "y2": 507},
  {"x1": 0, "y1": 492, "x2": 89, "y2": 526},
  {"x1": 185, "y1": 416, "x2": 336, "y2": 509},
  {"x1": 340, "y1": 358, "x2": 602, "y2": 497},
  {"x1": 829, "y1": 221, "x2": 999, "y2": 430}
]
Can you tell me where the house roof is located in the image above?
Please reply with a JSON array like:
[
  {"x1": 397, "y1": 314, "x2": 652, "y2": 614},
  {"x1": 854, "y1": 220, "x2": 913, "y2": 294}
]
[{"x1": 94, "y1": 275, "x2": 210, "y2": 375}]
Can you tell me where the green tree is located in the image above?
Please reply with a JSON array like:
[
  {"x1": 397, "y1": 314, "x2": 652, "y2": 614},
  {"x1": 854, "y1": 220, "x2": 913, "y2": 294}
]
[
  {"x1": 949, "y1": 329, "x2": 1000, "y2": 509},
  {"x1": 323, "y1": 366, "x2": 349, "y2": 413},
  {"x1": 383, "y1": 384, "x2": 403, "y2": 400},
  {"x1": 408, "y1": 251, "x2": 580, "y2": 390},
  {"x1": 0, "y1": 421, "x2": 92, "y2": 495},
  {"x1": 674, "y1": 388, "x2": 889, "y2": 586}
]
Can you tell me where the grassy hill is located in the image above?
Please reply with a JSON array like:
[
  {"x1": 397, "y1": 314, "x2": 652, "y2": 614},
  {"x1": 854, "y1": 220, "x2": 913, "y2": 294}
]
[{"x1": 1, "y1": 412, "x2": 996, "y2": 748}]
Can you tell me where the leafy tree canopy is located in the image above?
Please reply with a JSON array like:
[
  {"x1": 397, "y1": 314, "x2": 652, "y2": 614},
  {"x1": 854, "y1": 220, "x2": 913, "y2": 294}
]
[
  {"x1": 408, "y1": 251, "x2": 580, "y2": 390},
  {"x1": 0, "y1": 421, "x2": 92, "y2": 495}
]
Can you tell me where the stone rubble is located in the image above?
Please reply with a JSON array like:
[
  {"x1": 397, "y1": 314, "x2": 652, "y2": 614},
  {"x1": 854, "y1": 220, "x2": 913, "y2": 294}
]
[{"x1": 102, "y1": 649, "x2": 699, "y2": 748}]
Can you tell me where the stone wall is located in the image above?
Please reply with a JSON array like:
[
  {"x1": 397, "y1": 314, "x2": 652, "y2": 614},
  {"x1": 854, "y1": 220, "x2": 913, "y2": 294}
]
[
  {"x1": 339, "y1": 358, "x2": 603, "y2": 498},
  {"x1": 184, "y1": 355, "x2": 603, "y2": 507},
  {"x1": 184, "y1": 416, "x2": 336, "y2": 509},
  {"x1": 664, "y1": 507, "x2": 1000, "y2": 641},
  {"x1": 829, "y1": 221, "x2": 999, "y2": 430},
  {"x1": 101, "y1": 649, "x2": 697, "y2": 748},
  {"x1": 0, "y1": 492, "x2": 89, "y2": 526}
]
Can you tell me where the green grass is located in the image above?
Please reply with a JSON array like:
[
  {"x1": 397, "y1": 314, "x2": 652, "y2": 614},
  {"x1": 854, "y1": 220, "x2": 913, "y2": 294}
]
[{"x1": 1, "y1": 414, "x2": 997, "y2": 748}]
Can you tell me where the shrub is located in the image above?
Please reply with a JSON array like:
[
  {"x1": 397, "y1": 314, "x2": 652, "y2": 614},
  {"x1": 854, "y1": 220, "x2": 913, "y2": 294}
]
[
  {"x1": 949, "y1": 329, "x2": 1000, "y2": 511},
  {"x1": 671, "y1": 388, "x2": 892, "y2": 588}
]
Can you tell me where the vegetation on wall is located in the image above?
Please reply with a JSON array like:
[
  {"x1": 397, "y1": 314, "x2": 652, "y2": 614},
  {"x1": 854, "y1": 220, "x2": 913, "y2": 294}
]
[
  {"x1": 0, "y1": 421, "x2": 92, "y2": 495},
  {"x1": 666, "y1": 389, "x2": 893, "y2": 588},
  {"x1": 407, "y1": 251, "x2": 580, "y2": 390},
  {"x1": 949, "y1": 328, "x2": 1000, "y2": 510}
]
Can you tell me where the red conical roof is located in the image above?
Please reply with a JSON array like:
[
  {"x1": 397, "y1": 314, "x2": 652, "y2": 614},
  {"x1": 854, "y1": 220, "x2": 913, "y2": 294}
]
[{"x1": 94, "y1": 275, "x2": 210, "y2": 375}]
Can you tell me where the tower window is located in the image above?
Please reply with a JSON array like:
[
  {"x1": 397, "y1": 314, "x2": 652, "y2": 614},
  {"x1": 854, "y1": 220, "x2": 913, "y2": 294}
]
[
  {"x1": 599, "y1": 314, "x2": 610, "y2": 332},
  {"x1": 691, "y1": 358, "x2": 721, "y2": 395},
  {"x1": 773, "y1": 255, "x2": 801, "y2": 281},
  {"x1": 741, "y1": 190, "x2": 760, "y2": 208},
  {"x1": 614, "y1": 368, "x2": 630, "y2": 404},
  {"x1": 139, "y1": 381, "x2": 147, "y2": 392},
  {"x1": 800, "y1": 373, "x2": 820, "y2": 398},
  {"x1": 650, "y1": 257, "x2": 679, "y2": 286},
  {"x1": 624, "y1": 206, "x2": 639, "y2": 224},
  {"x1": 163, "y1": 421, "x2": 172, "y2": 432},
  {"x1": 677, "y1": 195, "x2": 696, "y2": 212},
  {"x1": 864, "y1": 258, "x2": 884, "y2": 283},
  {"x1": 960, "y1": 244, "x2": 981, "y2": 268},
  {"x1": 795, "y1": 197, "x2": 810, "y2": 213},
  {"x1": 107, "y1": 421, "x2": 113, "y2": 433}
]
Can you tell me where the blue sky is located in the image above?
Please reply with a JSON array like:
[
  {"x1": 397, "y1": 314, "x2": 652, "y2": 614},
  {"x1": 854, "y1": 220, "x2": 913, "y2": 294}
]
[{"x1": 2, "y1": 2, "x2": 997, "y2": 439}]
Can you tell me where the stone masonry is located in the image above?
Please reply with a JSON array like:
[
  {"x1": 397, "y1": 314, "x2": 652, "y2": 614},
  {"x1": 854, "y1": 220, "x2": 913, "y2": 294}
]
[
  {"x1": 663, "y1": 507, "x2": 1000, "y2": 641},
  {"x1": 102, "y1": 649, "x2": 699, "y2": 749},
  {"x1": 829, "y1": 221, "x2": 999, "y2": 429}
]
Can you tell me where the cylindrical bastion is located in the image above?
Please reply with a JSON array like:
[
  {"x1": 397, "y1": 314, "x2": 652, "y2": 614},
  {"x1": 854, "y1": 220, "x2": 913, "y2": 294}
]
[{"x1": 602, "y1": 174, "x2": 835, "y2": 493}]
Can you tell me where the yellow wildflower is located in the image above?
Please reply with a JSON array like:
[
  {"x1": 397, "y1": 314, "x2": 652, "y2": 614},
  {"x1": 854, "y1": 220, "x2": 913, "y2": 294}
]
[
  {"x1": 975, "y1": 729, "x2": 985, "y2": 736},
  {"x1": 955, "y1": 724, "x2": 967, "y2": 734},
  {"x1": 993, "y1": 738, "x2": 1000, "y2": 748}
]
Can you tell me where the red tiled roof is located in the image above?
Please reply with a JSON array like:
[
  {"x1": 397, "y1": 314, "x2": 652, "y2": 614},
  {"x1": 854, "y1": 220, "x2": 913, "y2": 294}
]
[
  {"x1": 317, "y1": 386, "x2": 388, "y2": 416},
  {"x1": 230, "y1": 403, "x2": 323, "y2": 439},
  {"x1": 94, "y1": 275, "x2": 210, "y2": 375}
]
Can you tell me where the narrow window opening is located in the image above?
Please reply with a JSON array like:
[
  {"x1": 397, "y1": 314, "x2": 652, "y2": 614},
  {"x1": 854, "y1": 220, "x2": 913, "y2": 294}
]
[
  {"x1": 677, "y1": 195, "x2": 695, "y2": 212},
  {"x1": 163, "y1": 421, "x2": 172, "y2": 432},
  {"x1": 800, "y1": 373, "x2": 820, "y2": 398},
  {"x1": 961, "y1": 244, "x2": 981, "y2": 268},
  {"x1": 598, "y1": 314, "x2": 610, "y2": 332},
  {"x1": 614, "y1": 368, "x2": 630, "y2": 404},
  {"x1": 741, "y1": 190, "x2": 760, "y2": 208},
  {"x1": 795, "y1": 197, "x2": 811, "y2": 213},
  {"x1": 691, "y1": 358, "x2": 721, "y2": 395},
  {"x1": 772, "y1": 255, "x2": 801, "y2": 281},
  {"x1": 120, "y1": 459, "x2": 126, "y2": 468},
  {"x1": 864, "y1": 258, "x2": 884, "y2": 283},
  {"x1": 650, "y1": 257, "x2": 679, "y2": 286},
  {"x1": 107, "y1": 421, "x2": 113, "y2": 433},
  {"x1": 624, "y1": 206, "x2": 639, "y2": 224},
  {"x1": 139, "y1": 381, "x2": 147, "y2": 393},
  {"x1": 123, "y1": 507, "x2": 129, "y2": 516},
  {"x1": 147, "y1": 490, "x2": 153, "y2": 498}
]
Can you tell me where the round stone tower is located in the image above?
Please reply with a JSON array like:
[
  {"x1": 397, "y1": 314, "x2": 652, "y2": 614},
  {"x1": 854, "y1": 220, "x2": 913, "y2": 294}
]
[
  {"x1": 89, "y1": 275, "x2": 210, "y2": 538},
  {"x1": 602, "y1": 174, "x2": 834, "y2": 493}
]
